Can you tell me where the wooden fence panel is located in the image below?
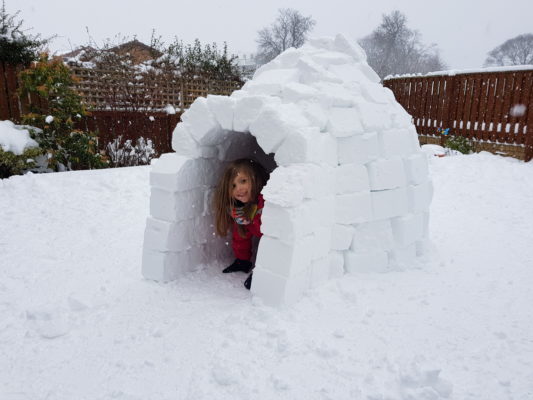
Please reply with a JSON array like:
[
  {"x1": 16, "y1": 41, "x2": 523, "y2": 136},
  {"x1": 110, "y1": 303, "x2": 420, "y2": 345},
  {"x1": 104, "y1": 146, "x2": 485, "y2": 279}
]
[{"x1": 384, "y1": 68, "x2": 533, "y2": 161}]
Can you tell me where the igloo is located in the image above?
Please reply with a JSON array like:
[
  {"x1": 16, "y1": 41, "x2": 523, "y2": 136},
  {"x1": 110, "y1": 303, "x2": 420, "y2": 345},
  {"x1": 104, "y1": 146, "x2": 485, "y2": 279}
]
[{"x1": 142, "y1": 34, "x2": 432, "y2": 307}]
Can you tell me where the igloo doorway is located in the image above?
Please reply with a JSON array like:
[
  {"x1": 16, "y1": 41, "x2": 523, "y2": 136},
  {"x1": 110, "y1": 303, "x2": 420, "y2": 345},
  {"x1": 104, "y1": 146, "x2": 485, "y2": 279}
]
[{"x1": 142, "y1": 34, "x2": 433, "y2": 307}]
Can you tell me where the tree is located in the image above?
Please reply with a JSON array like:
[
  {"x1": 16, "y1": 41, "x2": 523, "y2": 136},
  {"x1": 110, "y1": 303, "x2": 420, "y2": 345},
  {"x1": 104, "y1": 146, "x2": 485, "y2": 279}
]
[
  {"x1": 256, "y1": 8, "x2": 316, "y2": 65},
  {"x1": 484, "y1": 33, "x2": 533, "y2": 66},
  {"x1": 0, "y1": 0, "x2": 47, "y2": 64},
  {"x1": 359, "y1": 10, "x2": 446, "y2": 79}
]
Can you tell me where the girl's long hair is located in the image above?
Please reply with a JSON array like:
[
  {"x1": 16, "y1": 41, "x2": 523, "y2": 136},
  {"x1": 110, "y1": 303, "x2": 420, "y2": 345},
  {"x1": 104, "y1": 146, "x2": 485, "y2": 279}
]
[{"x1": 213, "y1": 159, "x2": 268, "y2": 237}]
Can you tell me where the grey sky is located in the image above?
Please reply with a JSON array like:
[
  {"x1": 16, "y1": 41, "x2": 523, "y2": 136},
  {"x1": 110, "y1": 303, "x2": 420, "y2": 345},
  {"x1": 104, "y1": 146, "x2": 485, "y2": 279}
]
[{"x1": 12, "y1": 0, "x2": 533, "y2": 70}]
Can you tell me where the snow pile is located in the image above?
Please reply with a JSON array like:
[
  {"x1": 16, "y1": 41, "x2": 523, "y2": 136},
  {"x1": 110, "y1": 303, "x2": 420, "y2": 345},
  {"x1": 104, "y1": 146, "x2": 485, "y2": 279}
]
[
  {"x1": 0, "y1": 120, "x2": 39, "y2": 155},
  {"x1": 142, "y1": 34, "x2": 432, "y2": 306}
]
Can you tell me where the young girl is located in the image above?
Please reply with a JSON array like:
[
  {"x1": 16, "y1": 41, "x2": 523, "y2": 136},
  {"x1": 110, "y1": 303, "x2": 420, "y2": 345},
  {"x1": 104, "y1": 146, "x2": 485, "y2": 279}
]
[{"x1": 213, "y1": 159, "x2": 269, "y2": 290}]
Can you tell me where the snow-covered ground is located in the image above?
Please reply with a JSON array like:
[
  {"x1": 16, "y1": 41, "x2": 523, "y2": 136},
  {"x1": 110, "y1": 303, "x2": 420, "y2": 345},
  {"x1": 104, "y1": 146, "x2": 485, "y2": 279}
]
[{"x1": 1, "y1": 152, "x2": 532, "y2": 400}]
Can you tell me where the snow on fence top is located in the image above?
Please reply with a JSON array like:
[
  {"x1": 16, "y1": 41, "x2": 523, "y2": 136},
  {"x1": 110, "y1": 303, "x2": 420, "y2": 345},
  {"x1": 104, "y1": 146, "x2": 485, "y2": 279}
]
[
  {"x1": 384, "y1": 64, "x2": 533, "y2": 80},
  {"x1": 142, "y1": 34, "x2": 433, "y2": 307}
]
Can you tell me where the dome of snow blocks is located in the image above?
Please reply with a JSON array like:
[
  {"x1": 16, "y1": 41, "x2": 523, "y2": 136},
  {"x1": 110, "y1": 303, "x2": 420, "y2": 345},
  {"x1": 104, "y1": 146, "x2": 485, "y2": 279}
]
[{"x1": 141, "y1": 34, "x2": 433, "y2": 307}]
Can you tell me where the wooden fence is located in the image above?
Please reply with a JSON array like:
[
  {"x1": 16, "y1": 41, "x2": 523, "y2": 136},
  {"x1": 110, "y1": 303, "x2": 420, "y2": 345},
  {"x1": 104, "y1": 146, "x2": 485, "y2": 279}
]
[
  {"x1": 0, "y1": 62, "x2": 24, "y2": 121},
  {"x1": 383, "y1": 68, "x2": 533, "y2": 161}
]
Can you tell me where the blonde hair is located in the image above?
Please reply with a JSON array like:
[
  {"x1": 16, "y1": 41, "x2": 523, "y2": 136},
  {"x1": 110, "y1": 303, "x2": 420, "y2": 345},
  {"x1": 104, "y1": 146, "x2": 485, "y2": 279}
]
[{"x1": 213, "y1": 159, "x2": 268, "y2": 237}]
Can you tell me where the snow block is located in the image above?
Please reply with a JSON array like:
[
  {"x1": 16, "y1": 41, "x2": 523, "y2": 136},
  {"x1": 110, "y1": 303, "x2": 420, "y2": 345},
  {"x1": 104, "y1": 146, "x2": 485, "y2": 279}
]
[
  {"x1": 389, "y1": 243, "x2": 417, "y2": 269},
  {"x1": 344, "y1": 249, "x2": 389, "y2": 273},
  {"x1": 335, "y1": 164, "x2": 370, "y2": 194},
  {"x1": 313, "y1": 82, "x2": 356, "y2": 107},
  {"x1": 298, "y1": 56, "x2": 343, "y2": 85},
  {"x1": 333, "y1": 34, "x2": 367, "y2": 63},
  {"x1": 310, "y1": 52, "x2": 354, "y2": 67},
  {"x1": 331, "y1": 224, "x2": 354, "y2": 251},
  {"x1": 150, "y1": 154, "x2": 217, "y2": 191},
  {"x1": 329, "y1": 251, "x2": 345, "y2": 278},
  {"x1": 260, "y1": 202, "x2": 316, "y2": 242},
  {"x1": 361, "y1": 82, "x2": 393, "y2": 104},
  {"x1": 337, "y1": 132, "x2": 380, "y2": 165},
  {"x1": 351, "y1": 219, "x2": 395, "y2": 252},
  {"x1": 366, "y1": 157, "x2": 407, "y2": 190},
  {"x1": 407, "y1": 181, "x2": 433, "y2": 213},
  {"x1": 144, "y1": 216, "x2": 211, "y2": 252},
  {"x1": 275, "y1": 128, "x2": 337, "y2": 166},
  {"x1": 181, "y1": 97, "x2": 224, "y2": 146},
  {"x1": 371, "y1": 187, "x2": 409, "y2": 220},
  {"x1": 311, "y1": 227, "x2": 332, "y2": 261},
  {"x1": 379, "y1": 129, "x2": 415, "y2": 158},
  {"x1": 299, "y1": 101, "x2": 328, "y2": 132},
  {"x1": 243, "y1": 68, "x2": 300, "y2": 96},
  {"x1": 391, "y1": 213, "x2": 424, "y2": 246},
  {"x1": 142, "y1": 246, "x2": 205, "y2": 282},
  {"x1": 310, "y1": 257, "x2": 330, "y2": 288},
  {"x1": 233, "y1": 95, "x2": 282, "y2": 132},
  {"x1": 326, "y1": 106, "x2": 365, "y2": 137},
  {"x1": 250, "y1": 103, "x2": 309, "y2": 153},
  {"x1": 150, "y1": 188, "x2": 206, "y2": 222},
  {"x1": 335, "y1": 191, "x2": 373, "y2": 224},
  {"x1": 206, "y1": 95, "x2": 235, "y2": 131},
  {"x1": 403, "y1": 152, "x2": 429, "y2": 185},
  {"x1": 354, "y1": 102, "x2": 392, "y2": 132},
  {"x1": 255, "y1": 235, "x2": 315, "y2": 278},
  {"x1": 281, "y1": 82, "x2": 321, "y2": 103},
  {"x1": 251, "y1": 267, "x2": 309, "y2": 307}
]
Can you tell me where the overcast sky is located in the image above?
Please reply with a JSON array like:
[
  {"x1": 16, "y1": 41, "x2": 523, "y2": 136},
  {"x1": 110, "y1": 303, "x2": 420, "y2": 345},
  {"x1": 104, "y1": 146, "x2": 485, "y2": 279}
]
[{"x1": 12, "y1": 0, "x2": 532, "y2": 70}]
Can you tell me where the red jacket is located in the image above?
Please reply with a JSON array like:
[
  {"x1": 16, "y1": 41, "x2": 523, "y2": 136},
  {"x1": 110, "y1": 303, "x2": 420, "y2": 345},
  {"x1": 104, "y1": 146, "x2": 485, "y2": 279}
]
[{"x1": 232, "y1": 194, "x2": 264, "y2": 260}]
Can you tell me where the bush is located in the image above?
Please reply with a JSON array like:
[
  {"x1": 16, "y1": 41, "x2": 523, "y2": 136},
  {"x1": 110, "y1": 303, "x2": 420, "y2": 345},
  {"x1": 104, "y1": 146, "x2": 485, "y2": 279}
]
[
  {"x1": 19, "y1": 54, "x2": 108, "y2": 170},
  {"x1": 444, "y1": 136, "x2": 473, "y2": 154},
  {"x1": 106, "y1": 136, "x2": 155, "y2": 167},
  {"x1": 0, "y1": 146, "x2": 42, "y2": 178}
]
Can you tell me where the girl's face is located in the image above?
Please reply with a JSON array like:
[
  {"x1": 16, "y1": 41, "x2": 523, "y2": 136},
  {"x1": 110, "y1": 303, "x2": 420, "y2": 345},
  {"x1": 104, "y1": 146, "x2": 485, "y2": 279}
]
[{"x1": 231, "y1": 171, "x2": 252, "y2": 203}]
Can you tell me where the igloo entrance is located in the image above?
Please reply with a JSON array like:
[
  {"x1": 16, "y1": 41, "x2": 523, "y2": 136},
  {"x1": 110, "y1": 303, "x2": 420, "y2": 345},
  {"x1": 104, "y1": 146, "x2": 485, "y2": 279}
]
[{"x1": 142, "y1": 34, "x2": 433, "y2": 307}]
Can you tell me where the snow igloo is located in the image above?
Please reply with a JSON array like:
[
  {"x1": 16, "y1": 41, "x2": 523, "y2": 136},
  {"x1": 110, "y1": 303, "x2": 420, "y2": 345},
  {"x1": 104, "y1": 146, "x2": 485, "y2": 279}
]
[{"x1": 142, "y1": 34, "x2": 432, "y2": 306}]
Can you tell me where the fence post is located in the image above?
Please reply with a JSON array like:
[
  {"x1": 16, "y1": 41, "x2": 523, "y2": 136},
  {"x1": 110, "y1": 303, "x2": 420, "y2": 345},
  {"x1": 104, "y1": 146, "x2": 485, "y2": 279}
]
[{"x1": 525, "y1": 100, "x2": 533, "y2": 162}]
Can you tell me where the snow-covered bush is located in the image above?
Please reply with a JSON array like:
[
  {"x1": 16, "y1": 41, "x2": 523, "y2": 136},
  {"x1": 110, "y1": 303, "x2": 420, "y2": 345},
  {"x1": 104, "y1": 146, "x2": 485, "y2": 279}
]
[
  {"x1": 444, "y1": 136, "x2": 473, "y2": 155},
  {"x1": 19, "y1": 55, "x2": 108, "y2": 171},
  {"x1": 106, "y1": 135, "x2": 155, "y2": 167},
  {"x1": 0, "y1": 120, "x2": 43, "y2": 178}
]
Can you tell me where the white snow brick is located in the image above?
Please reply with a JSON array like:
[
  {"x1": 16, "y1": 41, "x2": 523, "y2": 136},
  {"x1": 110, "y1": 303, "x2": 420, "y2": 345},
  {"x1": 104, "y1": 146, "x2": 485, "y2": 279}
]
[
  {"x1": 329, "y1": 251, "x2": 345, "y2": 278},
  {"x1": 251, "y1": 267, "x2": 309, "y2": 307},
  {"x1": 312, "y1": 82, "x2": 355, "y2": 107},
  {"x1": 181, "y1": 97, "x2": 223, "y2": 146},
  {"x1": 310, "y1": 51, "x2": 354, "y2": 67},
  {"x1": 298, "y1": 56, "x2": 343, "y2": 84},
  {"x1": 355, "y1": 62, "x2": 381, "y2": 83},
  {"x1": 422, "y1": 211, "x2": 430, "y2": 238},
  {"x1": 243, "y1": 68, "x2": 300, "y2": 96},
  {"x1": 261, "y1": 202, "x2": 316, "y2": 242},
  {"x1": 335, "y1": 192, "x2": 373, "y2": 224},
  {"x1": 344, "y1": 249, "x2": 389, "y2": 273},
  {"x1": 326, "y1": 107, "x2": 364, "y2": 137},
  {"x1": 335, "y1": 164, "x2": 370, "y2": 194},
  {"x1": 371, "y1": 187, "x2": 409, "y2": 220},
  {"x1": 281, "y1": 82, "x2": 320, "y2": 103},
  {"x1": 275, "y1": 47, "x2": 306, "y2": 68},
  {"x1": 337, "y1": 132, "x2": 380, "y2": 165},
  {"x1": 249, "y1": 103, "x2": 310, "y2": 153},
  {"x1": 142, "y1": 246, "x2": 205, "y2": 282},
  {"x1": 310, "y1": 257, "x2": 330, "y2": 288},
  {"x1": 403, "y1": 152, "x2": 429, "y2": 185},
  {"x1": 379, "y1": 129, "x2": 415, "y2": 158},
  {"x1": 150, "y1": 154, "x2": 217, "y2": 191},
  {"x1": 389, "y1": 243, "x2": 417, "y2": 268},
  {"x1": 150, "y1": 188, "x2": 206, "y2": 222},
  {"x1": 331, "y1": 224, "x2": 354, "y2": 251},
  {"x1": 415, "y1": 239, "x2": 431, "y2": 257},
  {"x1": 300, "y1": 101, "x2": 328, "y2": 132},
  {"x1": 328, "y1": 64, "x2": 368, "y2": 86},
  {"x1": 274, "y1": 127, "x2": 337, "y2": 166},
  {"x1": 255, "y1": 235, "x2": 315, "y2": 278},
  {"x1": 233, "y1": 95, "x2": 282, "y2": 132},
  {"x1": 333, "y1": 34, "x2": 367, "y2": 63},
  {"x1": 391, "y1": 213, "x2": 424, "y2": 246},
  {"x1": 407, "y1": 181, "x2": 434, "y2": 213},
  {"x1": 361, "y1": 83, "x2": 393, "y2": 104},
  {"x1": 354, "y1": 102, "x2": 392, "y2": 131},
  {"x1": 351, "y1": 219, "x2": 395, "y2": 252},
  {"x1": 143, "y1": 216, "x2": 211, "y2": 252},
  {"x1": 366, "y1": 157, "x2": 407, "y2": 190},
  {"x1": 206, "y1": 95, "x2": 235, "y2": 131},
  {"x1": 251, "y1": 59, "x2": 283, "y2": 80},
  {"x1": 312, "y1": 227, "x2": 332, "y2": 261},
  {"x1": 390, "y1": 103, "x2": 413, "y2": 128},
  {"x1": 171, "y1": 123, "x2": 218, "y2": 158}
]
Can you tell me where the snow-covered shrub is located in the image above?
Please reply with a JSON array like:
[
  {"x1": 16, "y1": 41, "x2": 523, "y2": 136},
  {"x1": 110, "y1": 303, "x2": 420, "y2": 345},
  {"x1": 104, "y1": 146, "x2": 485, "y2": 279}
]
[
  {"x1": 444, "y1": 136, "x2": 473, "y2": 155},
  {"x1": 19, "y1": 55, "x2": 108, "y2": 171},
  {"x1": 0, "y1": 120, "x2": 43, "y2": 178},
  {"x1": 106, "y1": 135, "x2": 155, "y2": 167}
]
